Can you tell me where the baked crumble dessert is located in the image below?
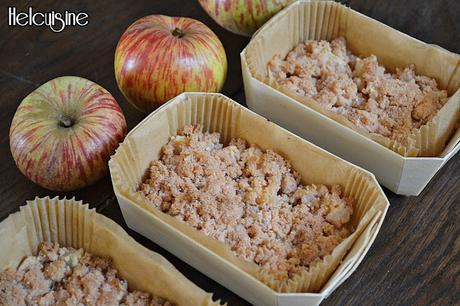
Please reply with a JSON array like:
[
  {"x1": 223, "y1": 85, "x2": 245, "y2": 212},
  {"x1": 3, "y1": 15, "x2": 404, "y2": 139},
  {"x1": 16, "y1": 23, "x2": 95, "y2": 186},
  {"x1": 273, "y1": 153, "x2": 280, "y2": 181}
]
[
  {"x1": 268, "y1": 37, "x2": 448, "y2": 144},
  {"x1": 0, "y1": 242, "x2": 173, "y2": 306},
  {"x1": 140, "y1": 125, "x2": 354, "y2": 282}
]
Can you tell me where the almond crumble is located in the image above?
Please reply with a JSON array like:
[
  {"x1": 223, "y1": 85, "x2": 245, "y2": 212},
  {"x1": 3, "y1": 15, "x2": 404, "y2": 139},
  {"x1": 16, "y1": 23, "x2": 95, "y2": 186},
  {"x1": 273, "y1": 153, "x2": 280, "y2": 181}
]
[
  {"x1": 268, "y1": 37, "x2": 448, "y2": 144},
  {"x1": 0, "y1": 242, "x2": 173, "y2": 306},
  {"x1": 140, "y1": 126, "x2": 354, "y2": 282}
]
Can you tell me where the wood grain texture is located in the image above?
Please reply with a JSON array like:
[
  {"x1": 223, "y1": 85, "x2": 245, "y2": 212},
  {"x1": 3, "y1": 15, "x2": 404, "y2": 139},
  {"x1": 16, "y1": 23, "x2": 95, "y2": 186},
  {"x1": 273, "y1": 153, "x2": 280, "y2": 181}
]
[{"x1": 0, "y1": 1, "x2": 458, "y2": 305}]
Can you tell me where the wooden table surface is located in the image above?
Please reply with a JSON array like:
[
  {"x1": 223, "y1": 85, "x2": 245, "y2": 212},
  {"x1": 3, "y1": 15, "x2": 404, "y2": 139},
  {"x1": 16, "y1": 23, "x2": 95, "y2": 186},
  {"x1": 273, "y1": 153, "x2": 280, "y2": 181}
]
[{"x1": 1, "y1": 1, "x2": 459, "y2": 305}]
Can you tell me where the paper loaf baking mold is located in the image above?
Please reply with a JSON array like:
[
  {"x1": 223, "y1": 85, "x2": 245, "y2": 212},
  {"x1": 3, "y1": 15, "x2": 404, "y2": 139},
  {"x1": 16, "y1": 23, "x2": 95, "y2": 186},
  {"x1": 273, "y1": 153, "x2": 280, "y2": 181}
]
[
  {"x1": 109, "y1": 92, "x2": 389, "y2": 306},
  {"x1": 241, "y1": 0, "x2": 460, "y2": 196},
  {"x1": 0, "y1": 197, "x2": 220, "y2": 306}
]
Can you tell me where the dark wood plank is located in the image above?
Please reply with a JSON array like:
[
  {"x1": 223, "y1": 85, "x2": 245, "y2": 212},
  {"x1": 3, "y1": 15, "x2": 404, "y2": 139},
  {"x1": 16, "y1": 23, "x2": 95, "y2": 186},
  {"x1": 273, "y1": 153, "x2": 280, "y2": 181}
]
[
  {"x1": 348, "y1": 0, "x2": 460, "y2": 54},
  {"x1": 0, "y1": 1, "x2": 458, "y2": 305},
  {"x1": 324, "y1": 155, "x2": 460, "y2": 306}
]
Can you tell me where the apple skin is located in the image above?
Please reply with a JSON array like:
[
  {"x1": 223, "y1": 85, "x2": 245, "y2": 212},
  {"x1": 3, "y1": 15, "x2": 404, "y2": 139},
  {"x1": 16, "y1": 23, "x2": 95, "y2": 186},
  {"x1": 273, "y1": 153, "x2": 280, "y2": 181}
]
[
  {"x1": 198, "y1": 0, "x2": 293, "y2": 37},
  {"x1": 115, "y1": 15, "x2": 228, "y2": 113},
  {"x1": 9, "y1": 76, "x2": 127, "y2": 191}
]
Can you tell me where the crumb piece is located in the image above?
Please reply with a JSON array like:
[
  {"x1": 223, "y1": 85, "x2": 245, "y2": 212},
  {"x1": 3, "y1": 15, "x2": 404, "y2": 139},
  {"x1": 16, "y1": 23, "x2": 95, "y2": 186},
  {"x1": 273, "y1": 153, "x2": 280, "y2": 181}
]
[
  {"x1": 0, "y1": 242, "x2": 173, "y2": 306},
  {"x1": 140, "y1": 126, "x2": 354, "y2": 282},
  {"x1": 268, "y1": 37, "x2": 448, "y2": 144}
]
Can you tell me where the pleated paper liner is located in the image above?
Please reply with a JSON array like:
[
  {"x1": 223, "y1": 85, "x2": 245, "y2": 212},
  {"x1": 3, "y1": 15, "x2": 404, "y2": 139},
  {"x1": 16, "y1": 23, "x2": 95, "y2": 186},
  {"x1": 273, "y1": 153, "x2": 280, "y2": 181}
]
[
  {"x1": 244, "y1": 0, "x2": 460, "y2": 157},
  {"x1": 0, "y1": 197, "x2": 221, "y2": 306},
  {"x1": 109, "y1": 92, "x2": 389, "y2": 298}
]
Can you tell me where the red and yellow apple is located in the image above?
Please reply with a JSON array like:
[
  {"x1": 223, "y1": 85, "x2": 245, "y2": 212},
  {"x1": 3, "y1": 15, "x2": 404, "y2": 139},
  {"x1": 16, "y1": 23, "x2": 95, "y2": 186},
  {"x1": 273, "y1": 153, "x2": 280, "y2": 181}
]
[
  {"x1": 9, "y1": 76, "x2": 127, "y2": 191},
  {"x1": 114, "y1": 15, "x2": 227, "y2": 113},
  {"x1": 198, "y1": 0, "x2": 293, "y2": 36}
]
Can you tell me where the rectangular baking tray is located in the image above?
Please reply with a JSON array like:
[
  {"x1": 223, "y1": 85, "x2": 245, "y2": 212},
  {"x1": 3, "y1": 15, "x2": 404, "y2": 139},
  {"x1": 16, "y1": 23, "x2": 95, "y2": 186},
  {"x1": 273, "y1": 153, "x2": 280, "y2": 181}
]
[
  {"x1": 0, "y1": 197, "x2": 219, "y2": 306},
  {"x1": 109, "y1": 92, "x2": 389, "y2": 306},
  {"x1": 241, "y1": 0, "x2": 460, "y2": 196}
]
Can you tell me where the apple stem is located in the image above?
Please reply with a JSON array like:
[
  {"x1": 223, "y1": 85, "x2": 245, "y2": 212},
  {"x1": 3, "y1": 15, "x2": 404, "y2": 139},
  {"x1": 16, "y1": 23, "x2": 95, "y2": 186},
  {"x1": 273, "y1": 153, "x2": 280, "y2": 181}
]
[
  {"x1": 58, "y1": 115, "x2": 73, "y2": 128},
  {"x1": 171, "y1": 28, "x2": 185, "y2": 38}
]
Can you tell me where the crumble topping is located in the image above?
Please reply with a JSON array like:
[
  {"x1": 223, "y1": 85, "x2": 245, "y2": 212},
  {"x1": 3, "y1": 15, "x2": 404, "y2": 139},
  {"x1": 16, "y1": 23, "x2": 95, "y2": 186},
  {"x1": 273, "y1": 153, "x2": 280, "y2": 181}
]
[
  {"x1": 140, "y1": 126, "x2": 354, "y2": 282},
  {"x1": 0, "y1": 242, "x2": 173, "y2": 306},
  {"x1": 268, "y1": 37, "x2": 448, "y2": 144}
]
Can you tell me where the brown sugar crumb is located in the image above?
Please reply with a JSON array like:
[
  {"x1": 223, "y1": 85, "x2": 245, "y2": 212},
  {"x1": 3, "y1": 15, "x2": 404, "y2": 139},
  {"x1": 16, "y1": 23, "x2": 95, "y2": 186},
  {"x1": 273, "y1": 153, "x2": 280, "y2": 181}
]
[
  {"x1": 139, "y1": 126, "x2": 354, "y2": 282},
  {"x1": 0, "y1": 242, "x2": 173, "y2": 306},
  {"x1": 268, "y1": 37, "x2": 448, "y2": 144}
]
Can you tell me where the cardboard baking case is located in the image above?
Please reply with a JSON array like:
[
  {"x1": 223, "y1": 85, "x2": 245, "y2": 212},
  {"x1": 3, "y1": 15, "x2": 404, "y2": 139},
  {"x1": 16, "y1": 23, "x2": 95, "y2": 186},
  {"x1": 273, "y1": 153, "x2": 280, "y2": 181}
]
[
  {"x1": 0, "y1": 197, "x2": 220, "y2": 306},
  {"x1": 241, "y1": 0, "x2": 460, "y2": 196},
  {"x1": 109, "y1": 92, "x2": 389, "y2": 306}
]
